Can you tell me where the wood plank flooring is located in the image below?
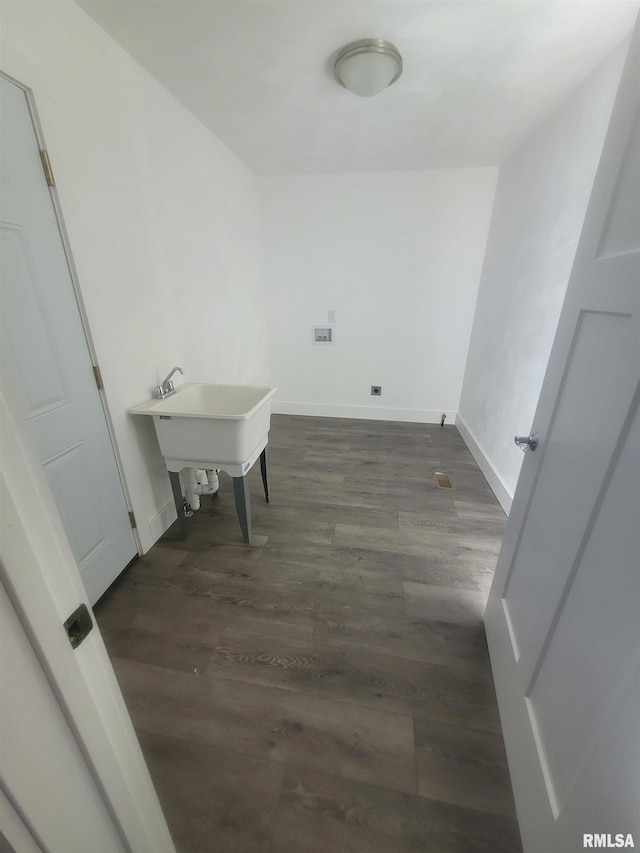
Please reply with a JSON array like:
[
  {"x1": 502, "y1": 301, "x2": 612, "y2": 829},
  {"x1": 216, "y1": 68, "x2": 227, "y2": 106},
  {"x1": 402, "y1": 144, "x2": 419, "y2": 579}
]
[{"x1": 95, "y1": 415, "x2": 522, "y2": 853}]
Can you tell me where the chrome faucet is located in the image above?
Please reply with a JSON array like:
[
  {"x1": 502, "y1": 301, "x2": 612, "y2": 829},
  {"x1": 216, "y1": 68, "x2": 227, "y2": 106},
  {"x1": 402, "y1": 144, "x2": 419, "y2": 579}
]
[{"x1": 155, "y1": 366, "x2": 184, "y2": 399}]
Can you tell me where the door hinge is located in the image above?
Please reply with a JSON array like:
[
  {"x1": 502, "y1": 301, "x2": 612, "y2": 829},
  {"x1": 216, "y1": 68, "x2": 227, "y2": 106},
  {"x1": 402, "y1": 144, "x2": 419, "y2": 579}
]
[
  {"x1": 64, "y1": 603, "x2": 93, "y2": 650},
  {"x1": 93, "y1": 365, "x2": 104, "y2": 390},
  {"x1": 128, "y1": 511, "x2": 137, "y2": 529},
  {"x1": 40, "y1": 149, "x2": 55, "y2": 187}
]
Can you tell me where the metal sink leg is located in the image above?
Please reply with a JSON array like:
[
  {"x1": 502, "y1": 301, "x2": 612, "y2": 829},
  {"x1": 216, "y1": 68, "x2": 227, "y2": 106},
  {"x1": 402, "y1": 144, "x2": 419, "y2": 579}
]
[
  {"x1": 232, "y1": 474, "x2": 252, "y2": 544},
  {"x1": 260, "y1": 448, "x2": 270, "y2": 503},
  {"x1": 168, "y1": 471, "x2": 188, "y2": 538}
]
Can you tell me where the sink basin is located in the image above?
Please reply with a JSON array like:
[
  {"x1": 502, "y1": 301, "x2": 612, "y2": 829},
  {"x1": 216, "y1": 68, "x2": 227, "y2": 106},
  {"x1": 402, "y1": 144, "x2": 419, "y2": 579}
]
[{"x1": 130, "y1": 383, "x2": 276, "y2": 475}]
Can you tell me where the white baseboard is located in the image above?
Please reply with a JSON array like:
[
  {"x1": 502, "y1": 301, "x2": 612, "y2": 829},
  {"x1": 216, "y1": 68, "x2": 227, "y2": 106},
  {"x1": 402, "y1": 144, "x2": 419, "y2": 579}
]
[
  {"x1": 145, "y1": 499, "x2": 177, "y2": 553},
  {"x1": 455, "y1": 413, "x2": 513, "y2": 515},
  {"x1": 272, "y1": 400, "x2": 456, "y2": 424}
]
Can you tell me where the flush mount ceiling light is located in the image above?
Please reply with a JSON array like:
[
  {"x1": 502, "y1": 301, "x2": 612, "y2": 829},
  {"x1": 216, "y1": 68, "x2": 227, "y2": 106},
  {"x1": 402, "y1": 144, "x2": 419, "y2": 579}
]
[{"x1": 333, "y1": 39, "x2": 403, "y2": 98}]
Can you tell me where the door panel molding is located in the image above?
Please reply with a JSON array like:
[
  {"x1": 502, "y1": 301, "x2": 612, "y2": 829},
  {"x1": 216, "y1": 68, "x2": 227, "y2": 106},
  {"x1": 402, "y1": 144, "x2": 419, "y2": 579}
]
[{"x1": 1, "y1": 73, "x2": 140, "y2": 596}]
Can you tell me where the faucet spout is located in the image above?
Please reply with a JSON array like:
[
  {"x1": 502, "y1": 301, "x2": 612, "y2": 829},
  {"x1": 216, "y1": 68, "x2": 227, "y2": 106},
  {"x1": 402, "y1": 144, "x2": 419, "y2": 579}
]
[{"x1": 156, "y1": 366, "x2": 184, "y2": 398}]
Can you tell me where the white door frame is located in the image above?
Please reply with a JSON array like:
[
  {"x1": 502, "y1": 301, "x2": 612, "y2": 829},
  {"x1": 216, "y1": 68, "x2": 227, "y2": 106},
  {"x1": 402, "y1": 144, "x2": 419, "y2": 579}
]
[
  {"x1": 1, "y1": 370, "x2": 175, "y2": 851},
  {"x1": 1, "y1": 68, "x2": 142, "y2": 558},
  {"x1": 0, "y1": 781, "x2": 43, "y2": 853}
]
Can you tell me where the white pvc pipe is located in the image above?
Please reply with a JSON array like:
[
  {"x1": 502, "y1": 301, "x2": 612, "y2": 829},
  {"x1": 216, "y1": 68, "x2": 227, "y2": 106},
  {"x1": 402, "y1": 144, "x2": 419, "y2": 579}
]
[
  {"x1": 183, "y1": 468, "x2": 219, "y2": 512},
  {"x1": 183, "y1": 467, "x2": 201, "y2": 511},
  {"x1": 206, "y1": 470, "x2": 220, "y2": 492}
]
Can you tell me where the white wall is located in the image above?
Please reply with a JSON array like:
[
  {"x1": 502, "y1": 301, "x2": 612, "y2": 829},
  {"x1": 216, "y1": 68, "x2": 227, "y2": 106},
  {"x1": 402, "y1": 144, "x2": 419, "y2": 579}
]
[
  {"x1": 457, "y1": 44, "x2": 627, "y2": 512},
  {"x1": 1, "y1": 3, "x2": 628, "y2": 544},
  {"x1": 259, "y1": 170, "x2": 497, "y2": 423},
  {"x1": 1, "y1": 1, "x2": 269, "y2": 551}
]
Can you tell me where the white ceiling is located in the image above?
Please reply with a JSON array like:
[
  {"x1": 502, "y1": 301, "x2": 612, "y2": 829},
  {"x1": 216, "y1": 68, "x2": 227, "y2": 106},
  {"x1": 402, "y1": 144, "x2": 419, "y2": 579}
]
[{"x1": 77, "y1": 0, "x2": 639, "y2": 175}]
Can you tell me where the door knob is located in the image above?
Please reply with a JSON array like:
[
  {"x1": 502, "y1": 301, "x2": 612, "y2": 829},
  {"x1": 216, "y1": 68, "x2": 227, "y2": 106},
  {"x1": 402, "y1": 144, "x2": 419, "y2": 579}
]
[{"x1": 515, "y1": 433, "x2": 538, "y2": 452}]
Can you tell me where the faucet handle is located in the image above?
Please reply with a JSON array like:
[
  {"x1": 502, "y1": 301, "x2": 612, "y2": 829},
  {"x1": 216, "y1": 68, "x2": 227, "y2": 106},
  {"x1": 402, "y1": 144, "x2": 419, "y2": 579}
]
[{"x1": 154, "y1": 384, "x2": 164, "y2": 398}]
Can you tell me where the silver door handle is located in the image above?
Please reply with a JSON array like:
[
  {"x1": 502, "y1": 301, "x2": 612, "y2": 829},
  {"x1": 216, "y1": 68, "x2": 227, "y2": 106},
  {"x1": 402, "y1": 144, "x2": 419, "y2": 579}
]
[{"x1": 515, "y1": 433, "x2": 538, "y2": 452}]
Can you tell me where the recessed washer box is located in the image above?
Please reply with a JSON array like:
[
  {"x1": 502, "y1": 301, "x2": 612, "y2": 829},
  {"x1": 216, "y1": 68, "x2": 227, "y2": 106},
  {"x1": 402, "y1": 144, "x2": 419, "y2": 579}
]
[{"x1": 312, "y1": 325, "x2": 335, "y2": 344}]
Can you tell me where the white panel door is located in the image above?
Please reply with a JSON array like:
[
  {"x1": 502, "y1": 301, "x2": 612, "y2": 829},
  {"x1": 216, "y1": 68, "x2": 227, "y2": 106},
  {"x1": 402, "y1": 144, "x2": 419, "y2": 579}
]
[
  {"x1": 0, "y1": 571, "x2": 127, "y2": 853},
  {"x1": 0, "y1": 375, "x2": 175, "y2": 852},
  {"x1": 0, "y1": 75, "x2": 137, "y2": 603},
  {"x1": 485, "y1": 27, "x2": 640, "y2": 853}
]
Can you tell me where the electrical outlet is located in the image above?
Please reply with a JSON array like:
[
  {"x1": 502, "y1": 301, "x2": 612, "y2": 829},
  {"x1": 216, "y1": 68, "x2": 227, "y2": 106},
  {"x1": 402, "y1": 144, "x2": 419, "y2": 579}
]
[{"x1": 371, "y1": 386, "x2": 382, "y2": 396}]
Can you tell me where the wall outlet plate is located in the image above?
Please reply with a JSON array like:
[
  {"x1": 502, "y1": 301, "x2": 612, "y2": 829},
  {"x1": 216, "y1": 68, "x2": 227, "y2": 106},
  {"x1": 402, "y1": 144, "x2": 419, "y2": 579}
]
[{"x1": 371, "y1": 386, "x2": 382, "y2": 396}]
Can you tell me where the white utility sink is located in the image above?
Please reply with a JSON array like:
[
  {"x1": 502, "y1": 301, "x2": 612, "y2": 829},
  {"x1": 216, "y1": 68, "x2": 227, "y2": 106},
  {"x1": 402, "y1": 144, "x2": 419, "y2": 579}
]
[{"x1": 130, "y1": 383, "x2": 276, "y2": 476}]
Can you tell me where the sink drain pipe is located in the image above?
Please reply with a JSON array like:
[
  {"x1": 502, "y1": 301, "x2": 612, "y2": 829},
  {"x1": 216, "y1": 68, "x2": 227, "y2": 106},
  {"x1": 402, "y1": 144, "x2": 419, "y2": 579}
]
[{"x1": 183, "y1": 467, "x2": 219, "y2": 511}]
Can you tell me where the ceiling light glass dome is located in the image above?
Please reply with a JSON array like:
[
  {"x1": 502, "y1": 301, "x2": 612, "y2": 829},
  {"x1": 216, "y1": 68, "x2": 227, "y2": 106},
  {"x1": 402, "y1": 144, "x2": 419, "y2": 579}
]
[{"x1": 334, "y1": 39, "x2": 403, "y2": 98}]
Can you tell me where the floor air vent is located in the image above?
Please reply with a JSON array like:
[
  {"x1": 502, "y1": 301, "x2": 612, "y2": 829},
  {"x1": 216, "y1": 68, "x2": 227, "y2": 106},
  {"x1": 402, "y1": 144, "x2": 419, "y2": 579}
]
[{"x1": 433, "y1": 470, "x2": 454, "y2": 489}]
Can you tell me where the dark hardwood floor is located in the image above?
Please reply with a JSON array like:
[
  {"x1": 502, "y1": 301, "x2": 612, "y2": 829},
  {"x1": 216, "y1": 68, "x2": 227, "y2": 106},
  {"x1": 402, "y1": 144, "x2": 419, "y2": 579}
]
[{"x1": 95, "y1": 415, "x2": 523, "y2": 853}]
